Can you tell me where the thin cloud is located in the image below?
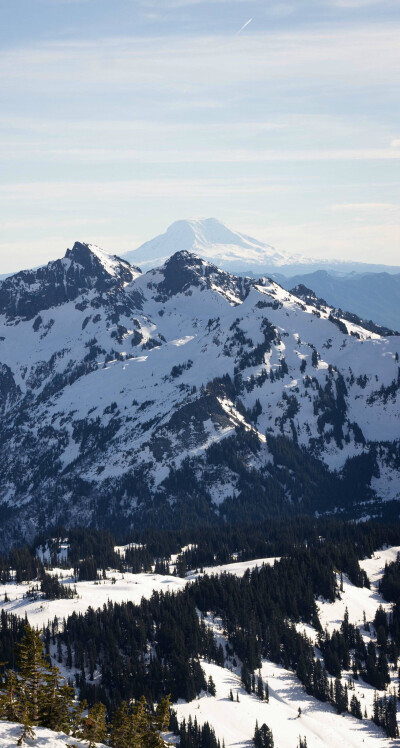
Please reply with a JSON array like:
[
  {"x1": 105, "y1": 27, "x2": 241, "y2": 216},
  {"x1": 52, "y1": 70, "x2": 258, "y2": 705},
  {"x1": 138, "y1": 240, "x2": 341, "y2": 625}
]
[
  {"x1": 1, "y1": 147, "x2": 399, "y2": 164},
  {"x1": 0, "y1": 178, "x2": 285, "y2": 203},
  {"x1": 330, "y1": 202, "x2": 400, "y2": 211},
  {"x1": 2, "y1": 27, "x2": 399, "y2": 95}
]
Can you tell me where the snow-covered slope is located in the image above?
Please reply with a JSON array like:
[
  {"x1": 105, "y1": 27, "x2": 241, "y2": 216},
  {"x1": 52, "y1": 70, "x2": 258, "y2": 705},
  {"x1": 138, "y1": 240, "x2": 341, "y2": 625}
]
[
  {"x1": 274, "y1": 270, "x2": 400, "y2": 333},
  {"x1": 0, "y1": 243, "x2": 399, "y2": 545},
  {"x1": 1, "y1": 547, "x2": 399, "y2": 747},
  {"x1": 175, "y1": 546, "x2": 400, "y2": 748},
  {"x1": 123, "y1": 218, "x2": 298, "y2": 270}
]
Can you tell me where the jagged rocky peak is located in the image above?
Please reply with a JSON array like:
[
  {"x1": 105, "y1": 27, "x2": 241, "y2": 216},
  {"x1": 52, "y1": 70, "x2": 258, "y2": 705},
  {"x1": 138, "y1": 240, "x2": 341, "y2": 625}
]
[
  {"x1": 0, "y1": 241, "x2": 141, "y2": 321},
  {"x1": 290, "y1": 283, "x2": 326, "y2": 308},
  {"x1": 160, "y1": 250, "x2": 217, "y2": 294},
  {"x1": 66, "y1": 241, "x2": 140, "y2": 283},
  {"x1": 149, "y1": 249, "x2": 250, "y2": 303}
]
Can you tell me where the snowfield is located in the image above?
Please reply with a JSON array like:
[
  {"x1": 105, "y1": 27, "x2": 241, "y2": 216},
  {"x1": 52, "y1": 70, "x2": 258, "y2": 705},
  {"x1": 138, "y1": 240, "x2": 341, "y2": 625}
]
[
  {"x1": 175, "y1": 547, "x2": 400, "y2": 747},
  {"x1": 0, "y1": 570, "x2": 187, "y2": 629},
  {"x1": 0, "y1": 557, "x2": 280, "y2": 629},
  {"x1": 186, "y1": 556, "x2": 280, "y2": 579},
  {"x1": 176, "y1": 658, "x2": 394, "y2": 748}
]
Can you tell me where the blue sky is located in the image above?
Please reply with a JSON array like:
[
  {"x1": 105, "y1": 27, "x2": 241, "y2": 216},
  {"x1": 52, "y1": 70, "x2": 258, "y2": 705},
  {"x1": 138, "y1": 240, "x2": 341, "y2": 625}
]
[{"x1": 0, "y1": 0, "x2": 399, "y2": 272}]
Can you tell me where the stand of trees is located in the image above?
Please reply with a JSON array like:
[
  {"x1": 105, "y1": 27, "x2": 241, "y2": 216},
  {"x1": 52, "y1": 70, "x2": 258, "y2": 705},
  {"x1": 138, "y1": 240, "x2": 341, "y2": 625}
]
[
  {"x1": 174, "y1": 714, "x2": 223, "y2": 748},
  {"x1": 0, "y1": 624, "x2": 171, "y2": 747}
]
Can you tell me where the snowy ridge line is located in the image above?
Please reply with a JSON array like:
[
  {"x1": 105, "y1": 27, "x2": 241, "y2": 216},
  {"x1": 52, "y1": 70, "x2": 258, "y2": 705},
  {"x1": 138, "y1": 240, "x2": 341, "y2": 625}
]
[{"x1": 0, "y1": 241, "x2": 399, "y2": 543}]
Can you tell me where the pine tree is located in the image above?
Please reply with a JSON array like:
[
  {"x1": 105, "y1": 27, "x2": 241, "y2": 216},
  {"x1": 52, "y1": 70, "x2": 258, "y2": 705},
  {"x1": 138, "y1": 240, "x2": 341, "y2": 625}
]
[
  {"x1": 207, "y1": 676, "x2": 217, "y2": 696},
  {"x1": 16, "y1": 624, "x2": 49, "y2": 725},
  {"x1": 253, "y1": 722, "x2": 274, "y2": 748},
  {"x1": 151, "y1": 694, "x2": 171, "y2": 746},
  {"x1": 110, "y1": 701, "x2": 131, "y2": 748},
  {"x1": 350, "y1": 694, "x2": 362, "y2": 720},
  {"x1": 0, "y1": 670, "x2": 21, "y2": 723},
  {"x1": 81, "y1": 701, "x2": 107, "y2": 748},
  {"x1": 40, "y1": 664, "x2": 74, "y2": 733},
  {"x1": 16, "y1": 695, "x2": 34, "y2": 746},
  {"x1": 132, "y1": 695, "x2": 152, "y2": 748}
]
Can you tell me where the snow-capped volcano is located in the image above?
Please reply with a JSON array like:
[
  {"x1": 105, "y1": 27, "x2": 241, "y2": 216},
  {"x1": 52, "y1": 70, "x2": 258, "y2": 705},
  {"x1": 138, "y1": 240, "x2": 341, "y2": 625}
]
[
  {"x1": 0, "y1": 242, "x2": 399, "y2": 547},
  {"x1": 122, "y1": 218, "x2": 400, "y2": 278},
  {"x1": 123, "y1": 218, "x2": 299, "y2": 271}
]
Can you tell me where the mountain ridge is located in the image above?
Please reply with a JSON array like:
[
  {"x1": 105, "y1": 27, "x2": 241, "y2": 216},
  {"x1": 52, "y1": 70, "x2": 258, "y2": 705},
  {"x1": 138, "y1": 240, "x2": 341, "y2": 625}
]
[{"x1": 0, "y1": 242, "x2": 399, "y2": 546}]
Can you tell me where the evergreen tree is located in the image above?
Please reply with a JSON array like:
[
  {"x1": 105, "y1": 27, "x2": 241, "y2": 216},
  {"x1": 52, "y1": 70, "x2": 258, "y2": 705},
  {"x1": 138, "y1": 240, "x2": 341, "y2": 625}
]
[
  {"x1": 40, "y1": 665, "x2": 74, "y2": 733},
  {"x1": 110, "y1": 701, "x2": 133, "y2": 748},
  {"x1": 81, "y1": 701, "x2": 107, "y2": 747},
  {"x1": 16, "y1": 695, "x2": 35, "y2": 746},
  {"x1": 349, "y1": 694, "x2": 362, "y2": 720},
  {"x1": 16, "y1": 624, "x2": 49, "y2": 725},
  {"x1": 0, "y1": 670, "x2": 21, "y2": 723},
  {"x1": 207, "y1": 676, "x2": 216, "y2": 697},
  {"x1": 253, "y1": 721, "x2": 274, "y2": 748}
]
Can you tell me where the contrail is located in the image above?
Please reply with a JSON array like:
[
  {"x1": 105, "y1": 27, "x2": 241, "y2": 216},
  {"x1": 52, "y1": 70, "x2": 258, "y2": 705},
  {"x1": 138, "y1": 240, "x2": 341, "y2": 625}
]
[{"x1": 238, "y1": 18, "x2": 253, "y2": 34}]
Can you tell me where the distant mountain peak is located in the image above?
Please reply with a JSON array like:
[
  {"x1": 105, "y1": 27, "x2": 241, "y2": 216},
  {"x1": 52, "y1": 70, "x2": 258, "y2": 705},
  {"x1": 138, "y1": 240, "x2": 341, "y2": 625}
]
[{"x1": 122, "y1": 217, "x2": 297, "y2": 270}]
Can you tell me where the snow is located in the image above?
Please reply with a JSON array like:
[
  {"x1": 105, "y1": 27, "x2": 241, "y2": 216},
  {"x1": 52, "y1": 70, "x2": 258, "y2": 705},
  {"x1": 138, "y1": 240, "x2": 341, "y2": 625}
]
[
  {"x1": 314, "y1": 545, "x2": 400, "y2": 636},
  {"x1": 123, "y1": 218, "x2": 301, "y2": 270},
  {"x1": 186, "y1": 556, "x2": 280, "y2": 579},
  {"x1": 0, "y1": 570, "x2": 187, "y2": 629},
  {"x1": 0, "y1": 722, "x2": 105, "y2": 747},
  {"x1": 174, "y1": 547, "x2": 400, "y2": 747},
  {"x1": 1, "y1": 549, "x2": 400, "y2": 747},
  {"x1": 176, "y1": 658, "x2": 390, "y2": 748},
  {"x1": 360, "y1": 546, "x2": 400, "y2": 590},
  {"x1": 87, "y1": 242, "x2": 140, "y2": 281},
  {"x1": 0, "y1": 243, "x2": 399, "y2": 531}
]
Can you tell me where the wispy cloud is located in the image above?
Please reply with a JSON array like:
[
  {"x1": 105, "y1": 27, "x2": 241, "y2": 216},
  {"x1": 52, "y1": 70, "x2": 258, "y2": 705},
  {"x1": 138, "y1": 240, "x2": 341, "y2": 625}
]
[
  {"x1": 330, "y1": 202, "x2": 400, "y2": 212},
  {"x1": 140, "y1": 0, "x2": 254, "y2": 6},
  {"x1": 1, "y1": 147, "x2": 399, "y2": 164},
  {"x1": 1, "y1": 26, "x2": 399, "y2": 94},
  {"x1": 0, "y1": 178, "x2": 286, "y2": 202}
]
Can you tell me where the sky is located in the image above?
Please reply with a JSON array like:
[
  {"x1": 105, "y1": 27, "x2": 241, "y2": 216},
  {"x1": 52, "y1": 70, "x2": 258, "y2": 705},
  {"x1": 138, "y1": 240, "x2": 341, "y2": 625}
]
[{"x1": 0, "y1": 0, "x2": 399, "y2": 273}]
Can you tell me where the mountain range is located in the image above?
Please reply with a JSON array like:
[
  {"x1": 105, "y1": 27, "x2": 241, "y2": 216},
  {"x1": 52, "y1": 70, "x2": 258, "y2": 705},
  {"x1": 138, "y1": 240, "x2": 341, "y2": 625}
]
[
  {"x1": 0, "y1": 241, "x2": 399, "y2": 547},
  {"x1": 2, "y1": 219, "x2": 400, "y2": 330},
  {"x1": 123, "y1": 218, "x2": 400, "y2": 330}
]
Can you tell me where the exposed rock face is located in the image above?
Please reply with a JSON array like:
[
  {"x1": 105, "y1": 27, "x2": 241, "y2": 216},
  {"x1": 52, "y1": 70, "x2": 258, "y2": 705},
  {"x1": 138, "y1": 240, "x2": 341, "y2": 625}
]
[
  {"x1": 0, "y1": 242, "x2": 399, "y2": 547},
  {"x1": 0, "y1": 242, "x2": 140, "y2": 320}
]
